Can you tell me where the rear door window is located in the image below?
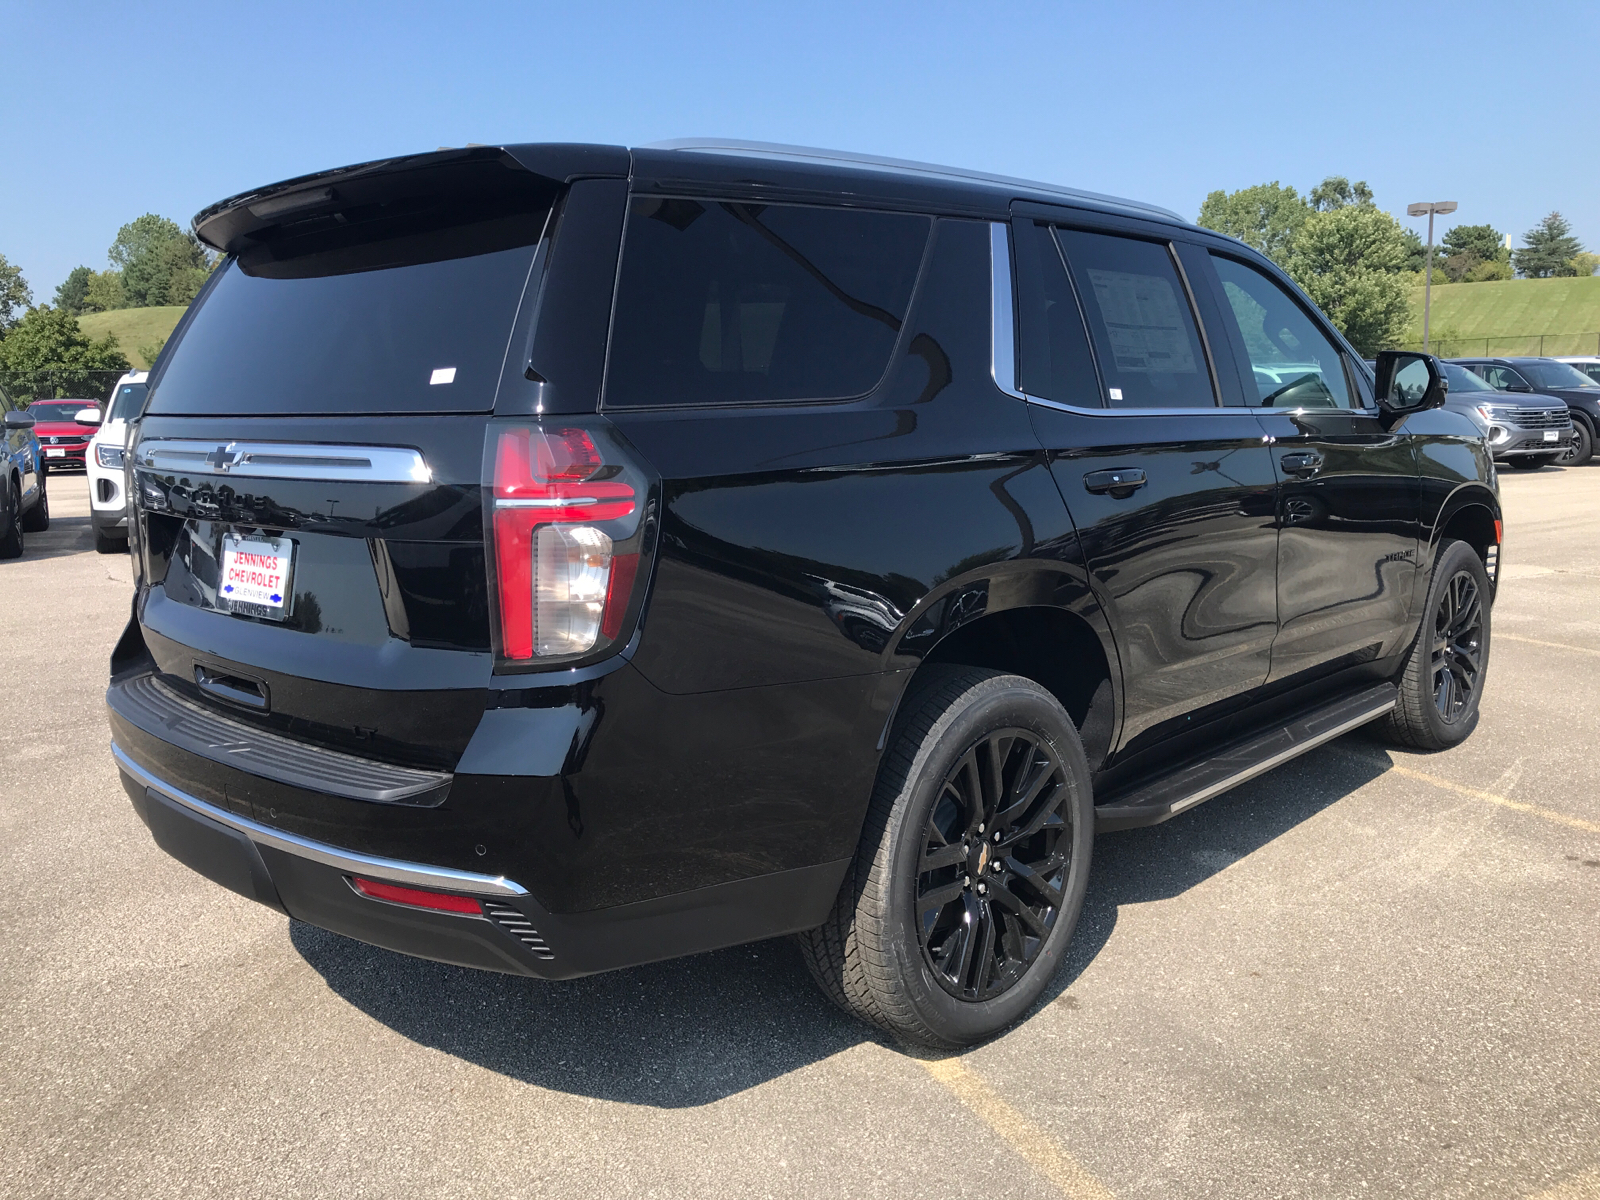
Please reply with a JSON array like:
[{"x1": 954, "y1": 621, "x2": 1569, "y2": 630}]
[
  {"x1": 604, "y1": 199, "x2": 929, "y2": 407},
  {"x1": 1054, "y1": 229, "x2": 1216, "y2": 408},
  {"x1": 1482, "y1": 365, "x2": 1529, "y2": 391}
]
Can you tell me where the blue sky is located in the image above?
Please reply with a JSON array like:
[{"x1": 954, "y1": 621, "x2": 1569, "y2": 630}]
[{"x1": 4, "y1": 0, "x2": 1597, "y2": 298}]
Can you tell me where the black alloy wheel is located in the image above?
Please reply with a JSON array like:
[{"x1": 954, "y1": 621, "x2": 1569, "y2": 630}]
[
  {"x1": 798, "y1": 667, "x2": 1094, "y2": 1049},
  {"x1": 1560, "y1": 419, "x2": 1594, "y2": 466},
  {"x1": 1430, "y1": 569, "x2": 1484, "y2": 724},
  {"x1": 917, "y1": 730, "x2": 1071, "y2": 1002},
  {"x1": 21, "y1": 471, "x2": 49, "y2": 533},
  {"x1": 1380, "y1": 538, "x2": 1491, "y2": 751},
  {"x1": 0, "y1": 479, "x2": 23, "y2": 559}
]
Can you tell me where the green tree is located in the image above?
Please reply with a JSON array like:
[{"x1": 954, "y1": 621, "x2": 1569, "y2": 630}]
[
  {"x1": 1285, "y1": 204, "x2": 1412, "y2": 355},
  {"x1": 1401, "y1": 228, "x2": 1429, "y2": 274},
  {"x1": 0, "y1": 305, "x2": 130, "y2": 400},
  {"x1": 1308, "y1": 176, "x2": 1373, "y2": 211},
  {"x1": 110, "y1": 214, "x2": 210, "y2": 306},
  {"x1": 1197, "y1": 182, "x2": 1309, "y2": 265},
  {"x1": 84, "y1": 269, "x2": 126, "y2": 312},
  {"x1": 0, "y1": 253, "x2": 33, "y2": 332},
  {"x1": 54, "y1": 266, "x2": 96, "y2": 315},
  {"x1": 1442, "y1": 223, "x2": 1504, "y2": 263},
  {"x1": 1569, "y1": 251, "x2": 1600, "y2": 277},
  {"x1": 1513, "y1": 212, "x2": 1583, "y2": 278}
]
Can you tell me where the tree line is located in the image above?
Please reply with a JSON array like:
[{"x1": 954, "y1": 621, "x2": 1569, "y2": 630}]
[
  {"x1": 0, "y1": 213, "x2": 217, "y2": 400},
  {"x1": 1197, "y1": 178, "x2": 1593, "y2": 355}
]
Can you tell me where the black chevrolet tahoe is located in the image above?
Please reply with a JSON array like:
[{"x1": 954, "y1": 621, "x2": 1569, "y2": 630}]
[{"x1": 107, "y1": 140, "x2": 1500, "y2": 1048}]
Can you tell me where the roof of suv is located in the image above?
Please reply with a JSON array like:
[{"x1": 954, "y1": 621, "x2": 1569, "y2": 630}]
[{"x1": 192, "y1": 139, "x2": 1198, "y2": 255}]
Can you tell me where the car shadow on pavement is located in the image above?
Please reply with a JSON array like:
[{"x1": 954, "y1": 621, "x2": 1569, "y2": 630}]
[
  {"x1": 293, "y1": 736, "x2": 1394, "y2": 1103},
  {"x1": 291, "y1": 917, "x2": 875, "y2": 1107},
  {"x1": 25, "y1": 511, "x2": 98, "y2": 560},
  {"x1": 1041, "y1": 738, "x2": 1394, "y2": 1005}
]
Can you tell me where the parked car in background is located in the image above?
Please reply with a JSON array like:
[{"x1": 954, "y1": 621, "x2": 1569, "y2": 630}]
[
  {"x1": 25, "y1": 398, "x2": 100, "y2": 471},
  {"x1": 1, "y1": 382, "x2": 50, "y2": 558},
  {"x1": 107, "y1": 141, "x2": 1500, "y2": 1048},
  {"x1": 1453, "y1": 357, "x2": 1599, "y2": 466},
  {"x1": 1439, "y1": 361, "x2": 1574, "y2": 468},
  {"x1": 1554, "y1": 356, "x2": 1600, "y2": 386},
  {"x1": 84, "y1": 371, "x2": 148, "y2": 553}
]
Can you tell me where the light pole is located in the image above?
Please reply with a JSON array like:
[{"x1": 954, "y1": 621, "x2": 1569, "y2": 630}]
[{"x1": 1407, "y1": 201, "x2": 1458, "y2": 353}]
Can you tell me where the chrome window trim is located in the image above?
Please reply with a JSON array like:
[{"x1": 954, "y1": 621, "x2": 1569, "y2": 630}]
[
  {"x1": 991, "y1": 221, "x2": 1261, "y2": 420},
  {"x1": 113, "y1": 742, "x2": 528, "y2": 897},
  {"x1": 134, "y1": 439, "x2": 432, "y2": 484}
]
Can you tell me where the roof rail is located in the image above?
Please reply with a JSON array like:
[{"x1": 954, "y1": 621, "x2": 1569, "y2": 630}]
[{"x1": 644, "y1": 138, "x2": 1185, "y2": 223}]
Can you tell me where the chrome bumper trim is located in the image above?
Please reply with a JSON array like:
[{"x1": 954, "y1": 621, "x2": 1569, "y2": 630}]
[{"x1": 112, "y1": 742, "x2": 528, "y2": 897}]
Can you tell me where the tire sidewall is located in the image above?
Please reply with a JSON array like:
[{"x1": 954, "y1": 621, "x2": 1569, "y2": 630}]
[
  {"x1": 880, "y1": 678, "x2": 1094, "y2": 1045},
  {"x1": 1412, "y1": 540, "x2": 1492, "y2": 746}
]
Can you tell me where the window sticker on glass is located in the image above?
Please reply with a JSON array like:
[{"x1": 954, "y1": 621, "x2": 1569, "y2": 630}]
[
  {"x1": 1084, "y1": 270, "x2": 1197, "y2": 376},
  {"x1": 429, "y1": 367, "x2": 457, "y2": 385}
]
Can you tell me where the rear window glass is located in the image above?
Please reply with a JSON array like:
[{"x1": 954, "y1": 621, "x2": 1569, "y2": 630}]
[
  {"x1": 149, "y1": 196, "x2": 551, "y2": 416},
  {"x1": 604, "y1": 199, "x2": 929, "y2": 407}
]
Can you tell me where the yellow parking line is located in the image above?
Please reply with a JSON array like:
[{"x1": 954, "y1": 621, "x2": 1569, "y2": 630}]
[
  {"x1": 1497, "y1": 632, "x2": 1600, "y2": 659},
  {"x1": 920, "y1": 1056, "x2": 1116, "y2": 1200},
  {"x1": 1382, "y1": 762, "x2": 1600, "y2": 836},
  {"x1": 1524, "y1": 1165, "x2": 1600, "y2": 1199}
]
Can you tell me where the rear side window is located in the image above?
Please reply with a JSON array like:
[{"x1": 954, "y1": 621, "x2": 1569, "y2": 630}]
[
  {"x1": 1055, "y1": 229, "x2": 1215, "y2": 408},
  {"x1": 604, "y1": 199, "x2": 929, "y2": 407}
]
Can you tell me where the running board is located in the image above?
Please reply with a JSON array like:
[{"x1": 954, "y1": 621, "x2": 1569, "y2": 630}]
[{"x1": 1094, "y1": 683, "x2": 1398, "y2": 832}]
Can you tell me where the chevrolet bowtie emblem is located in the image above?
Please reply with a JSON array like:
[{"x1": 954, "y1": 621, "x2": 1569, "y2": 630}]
[{"x1": 205, "y1": 443, "x2": 242, "y2": 472}]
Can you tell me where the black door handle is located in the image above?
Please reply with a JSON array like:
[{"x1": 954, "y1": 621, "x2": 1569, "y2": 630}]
[
  {"x1": 1083, "y1": 467, "x2": 1148, "y2": 495},
  {"x1": 1280, "y1": 451, "x2": 1324, "y2": 476}
]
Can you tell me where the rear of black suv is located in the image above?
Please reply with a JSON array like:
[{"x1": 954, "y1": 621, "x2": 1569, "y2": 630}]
[{"x1": 111, "y1": 141, "x2": 1498, "y2": 1049}]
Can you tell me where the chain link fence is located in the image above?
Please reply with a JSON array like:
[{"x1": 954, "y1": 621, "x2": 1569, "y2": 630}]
[
  {"x1": 1396, "y1": 332, "x2": 1600, "y2": 358},
  {"x1": 1, "y1": 369, "x2": 130, "y2": 404}
]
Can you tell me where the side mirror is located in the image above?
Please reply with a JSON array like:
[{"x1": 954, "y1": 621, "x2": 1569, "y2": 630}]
[
  {"x1": 1504, "y1": 382, "x2": 1534, "y2": 393},
  {"x1": 75, "y1": 408, "x2": 104, "y2": 426},
  {"x1": 1373, "y1": 351, "x2": 1446, "y2": 418},
  {"x1": 3, "y1": 410, "x2": 35, "y2": 430}
]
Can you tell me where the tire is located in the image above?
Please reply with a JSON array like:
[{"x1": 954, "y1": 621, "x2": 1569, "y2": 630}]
[
  {"x1": 1508, "y1": 454, "x2": 1558, "y2": 470},
  {"x1": 94, "y1": 527, "x2": 127, "y2": 554},
  {"x1": 0, "y1": 479, "x2": 24, "y2": 560},
  {"x1": 20, "y1": 472, "x2": 49, "y2": 532},
  {"x1": 798, "y1": 667, "x2": 1094, "y2": 1049},
  {"x1": 1378, "y1": 539, "x2": 1490, "y2": 751},
  {"x1": 1560, "y1": 418, "x2": 1594, "y2": 467}
]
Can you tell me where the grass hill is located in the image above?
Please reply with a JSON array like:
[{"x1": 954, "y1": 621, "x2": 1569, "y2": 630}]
[
  {"x1": 1403, "y1": 275, "x2": 1600, "y2": 357},
  {"x1": 78, "y1": 306, "x2": 187, "y2": 369}
]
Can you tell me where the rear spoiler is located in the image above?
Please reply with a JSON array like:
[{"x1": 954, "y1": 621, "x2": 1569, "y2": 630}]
[{"x1": 191, "y1": 143, "x2": 631, "y2": 255}]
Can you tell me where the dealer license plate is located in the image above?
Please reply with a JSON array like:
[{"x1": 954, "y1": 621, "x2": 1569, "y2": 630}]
[
  {"x1": 219, "y1": 533, "x2": 295, "y2": 621},
  {"x1": 1544, "y1": 430, "x2": 1559, "y2": 442},
  {"x1": 45, "y1": 448, "x2": 64, "y2": 458}
]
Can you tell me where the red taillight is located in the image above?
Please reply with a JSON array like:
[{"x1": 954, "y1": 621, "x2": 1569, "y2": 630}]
[
  {"x1": 351, "y1": 877, "x2": 483, "y2": 915},
  {"x1": 488, "y1": 426, "x2": 645, "y2": 662}
]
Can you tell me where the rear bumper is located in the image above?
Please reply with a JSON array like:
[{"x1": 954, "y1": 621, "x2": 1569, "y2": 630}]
[{"x1": 112, "y1": 738, "x2": 847, "y2": 981}]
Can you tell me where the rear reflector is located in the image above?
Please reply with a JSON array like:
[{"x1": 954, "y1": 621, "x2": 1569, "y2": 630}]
[{"x1": 351, "y1": 876, "x2": 483, "y2": 915}]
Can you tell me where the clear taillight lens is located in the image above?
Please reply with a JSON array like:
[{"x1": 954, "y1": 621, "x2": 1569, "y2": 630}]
[{"x1": 485, "y1": 423, "x2": 650, "y2": 667}]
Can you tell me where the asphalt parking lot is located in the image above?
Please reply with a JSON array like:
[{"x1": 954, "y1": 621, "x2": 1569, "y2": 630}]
[{"x1": 3, "y1": 465, "x2": 1598, "y2": 1200}]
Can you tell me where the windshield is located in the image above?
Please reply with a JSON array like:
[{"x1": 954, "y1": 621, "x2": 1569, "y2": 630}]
[
  {"x1": 28, "y1": 401, "x2": 97, "y2": 424},
  {"x1": 1441, "y1": 363, "x2": 1494, "y2": 394},
  {"x1": 106, "y1": 382, "x2": 147, "y2": 422},
  {"x1": 1524, "y1": 360, "x2": 1599, "y2": 389}
]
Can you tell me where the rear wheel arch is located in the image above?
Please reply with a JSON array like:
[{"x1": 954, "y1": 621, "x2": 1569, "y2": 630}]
[{"x1": 896, "y1": 604, "x2": 1118, "y2": 772}]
